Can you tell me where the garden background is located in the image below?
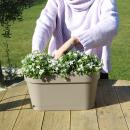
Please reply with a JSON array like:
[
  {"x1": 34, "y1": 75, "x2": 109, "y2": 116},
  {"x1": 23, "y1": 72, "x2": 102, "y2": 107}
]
[{"x1": 0, "y1": 0, "x2": 130, "y2": 80}]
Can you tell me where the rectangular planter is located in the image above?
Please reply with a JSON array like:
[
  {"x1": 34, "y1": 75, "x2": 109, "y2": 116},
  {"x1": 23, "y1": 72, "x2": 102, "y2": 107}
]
[{"x1": 25, "y1": 73, "x2": 99, "y2": 110}]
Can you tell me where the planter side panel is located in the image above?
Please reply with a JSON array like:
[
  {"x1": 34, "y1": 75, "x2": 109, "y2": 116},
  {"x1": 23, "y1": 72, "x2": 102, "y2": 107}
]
[{"x1": 26, "y1": 75, "x2": 99, "y2": 110}]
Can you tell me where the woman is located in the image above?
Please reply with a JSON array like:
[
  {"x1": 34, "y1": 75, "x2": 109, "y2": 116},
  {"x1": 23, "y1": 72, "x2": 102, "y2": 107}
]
[{"x1": 32, "y1": 0, "x2": 119, "y2": 79}]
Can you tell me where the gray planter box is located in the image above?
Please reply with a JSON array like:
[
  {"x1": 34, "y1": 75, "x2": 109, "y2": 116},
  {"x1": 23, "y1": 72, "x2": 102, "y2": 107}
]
[{"x1": 25, "y1": 73, "x2": 99, "y2": 110}]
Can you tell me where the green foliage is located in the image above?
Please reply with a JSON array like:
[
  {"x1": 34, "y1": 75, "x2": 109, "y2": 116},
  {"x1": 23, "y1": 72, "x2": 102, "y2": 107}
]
[
  {"x1": 21, "y1": 51, "x2": 102, "y2": 79},
  {"x1": 0, "y1": 0, "x2": 34, "y2": 36},
  {"x1": 57, "y1": 51, "x2": 102, "y2": 78},
  {"x1": 21, "y1": 51, "x2": 58, "y2": 79},
  {"x1": 0, "y1": 0, "x2": 33, "y2": 23},
  {"x1": 0, "y1": 0, "x2": 34, "y2": 81}
]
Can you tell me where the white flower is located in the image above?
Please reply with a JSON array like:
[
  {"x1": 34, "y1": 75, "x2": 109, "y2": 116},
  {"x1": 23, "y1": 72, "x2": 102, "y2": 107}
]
[
  {"x1": 36, "y1": 66, "x2": 40, "y2": 69},
  {"x1": 69, "y1": 61, "x2": 74, "y2": 65},
  {"x1": 39, "y1": 69, "x2": 44, "y2": 75},
  {"x1": 32, "y1": 68, "x2": 35, "y2": 72},
  {"x1": 11, "y1": 68, "x2": 16, "y2": 73},
  {"x1": 32, "y1": 63, "x2": 35, "y2": 66},
  {"x1": 51, "y1": 59, "x2": 57, "y2": 65},
  {"x1": 31, "y1": 55, "x2": 35, "y2": 60},
  {"x1": 29, "y1": 65, "x2": 32, "y2": 69},
  {"x1": 78, "y1": 59, "x2": 82, "y2": 63},
  {"x1": 55, "y1": 67, "x2": 59, "y2": 71},
  {"x1": 79, "y1": 64, "x2": 84, "y2": 71},
  {"x1": 77, "y1": 68, "x2": 82, "y2": 71},
  {"x1": 73, "y1": 53, "x2": 78, "y2": 57}
]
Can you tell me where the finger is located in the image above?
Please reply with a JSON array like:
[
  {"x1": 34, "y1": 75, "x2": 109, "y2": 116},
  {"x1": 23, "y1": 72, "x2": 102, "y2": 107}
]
[{"x1": 52, "y1": 50, "x2": 57, "y2": 57}]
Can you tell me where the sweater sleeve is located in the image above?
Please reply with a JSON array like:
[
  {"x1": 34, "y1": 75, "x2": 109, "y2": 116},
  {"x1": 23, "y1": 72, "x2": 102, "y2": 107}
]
[
  {"x1": 78, "y1": 0, "x2": 119, "y2": 50},
  {"x1": 32, "y1": 0, "x2": 58, "y2": 52}
]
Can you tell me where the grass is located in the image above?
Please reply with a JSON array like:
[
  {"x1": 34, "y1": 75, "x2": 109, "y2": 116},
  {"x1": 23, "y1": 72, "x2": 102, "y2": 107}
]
[
  {"x1": 109, "y1": 0, "x2": 130, "y2": 80},
  {"x1": 0, "y1": 0, "x2": 130, "y2": 80}
]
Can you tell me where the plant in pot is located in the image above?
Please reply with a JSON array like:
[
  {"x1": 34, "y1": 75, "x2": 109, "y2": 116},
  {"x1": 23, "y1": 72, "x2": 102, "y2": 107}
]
[{"x1": 21, "y1": 51, "x2": 102, "y2": 110}]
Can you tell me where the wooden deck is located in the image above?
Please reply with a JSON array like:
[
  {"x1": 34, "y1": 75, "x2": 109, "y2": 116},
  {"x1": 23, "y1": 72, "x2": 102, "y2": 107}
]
[{"x1": 0, "y1": 79, "x2": 130, "y2": 130}]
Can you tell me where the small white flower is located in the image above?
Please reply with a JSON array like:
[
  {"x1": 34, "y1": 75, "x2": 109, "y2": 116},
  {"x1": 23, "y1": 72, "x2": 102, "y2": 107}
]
[
  {"x1": 73, "y1": 53, "x2": 78, "y2": 57},
  {"x1": 77, "y1": 68, "x2": 82, "y2": 71},
  {"x1": 30, "y1": 68, "x2": 34, "y2": 72},
  {"x1": 55, "y1": 67, "x2": 59, "y2": 71},
  {"x1": 69, "y1": 61, "x2": 73, "y2": 65},
  {"x1": 31, "y1": 55, "x2": 35, "y2": 60},
  {"x1": 11, "y1": 68, "x2": 16, "y2": 73},
  {"x1": 39, "y1": 69, "x2": 44, "y2": 75},
  {"x1": 79, "y1": 64, "x2": 83, "y2": 67},
  {"x1": 29, "y1": 65, "x2": 32, "y2": 69},
  {"x1": 36, "y1": 66, "x2": 40, "y2": 69},
  {"x1": 32, "y1": 63, "x2": 35, "y2": 66},
  {"x1": 78, "y1": 59, "x2": 82, "y2": 63}
]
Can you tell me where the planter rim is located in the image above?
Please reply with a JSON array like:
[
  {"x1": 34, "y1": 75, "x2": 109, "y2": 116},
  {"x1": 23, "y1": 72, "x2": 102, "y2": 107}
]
[{"x1": 25, "y1": 72, "x2": 100, "y2": 84}]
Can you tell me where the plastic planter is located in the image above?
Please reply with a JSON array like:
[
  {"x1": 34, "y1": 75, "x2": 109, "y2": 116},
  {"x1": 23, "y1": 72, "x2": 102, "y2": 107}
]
[{"x1": 25, "y1": 73, "x2": 99, "y2": 110}]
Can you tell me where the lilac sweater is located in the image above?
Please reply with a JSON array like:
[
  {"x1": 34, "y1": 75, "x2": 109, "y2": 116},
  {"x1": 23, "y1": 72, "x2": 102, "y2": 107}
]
[{"x1": 32, "y1": 0, "x2": 119, "y2": 73}]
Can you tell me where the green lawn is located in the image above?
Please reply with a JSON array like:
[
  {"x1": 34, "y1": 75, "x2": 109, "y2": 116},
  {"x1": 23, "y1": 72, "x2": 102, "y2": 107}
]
[
  {"x1": 0, "y1": 0, "x2": 130, "y2": 80},
  {"x1": 109, "y1": 0, "x2": 130, "y2": 80}
]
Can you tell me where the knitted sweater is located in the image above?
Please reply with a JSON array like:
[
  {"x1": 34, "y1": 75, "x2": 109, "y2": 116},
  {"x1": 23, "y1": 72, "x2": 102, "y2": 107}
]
[{"x1": 32, "y1": 0, "x2": 119, "y2": 73}]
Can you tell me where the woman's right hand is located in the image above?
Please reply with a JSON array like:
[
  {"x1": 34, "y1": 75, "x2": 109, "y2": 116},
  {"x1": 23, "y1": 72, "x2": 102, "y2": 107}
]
[
  {"x1": 53, "y1": 37, "x2": 80, "y2": 59},
  {"x1": 53, "y1": 49, "x2": 64, "y2": 59}
]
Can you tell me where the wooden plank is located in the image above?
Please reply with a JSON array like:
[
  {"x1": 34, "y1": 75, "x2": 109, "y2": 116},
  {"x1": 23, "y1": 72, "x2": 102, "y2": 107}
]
[
  {"x1": 71, "y1": 110, "x2": 99, "y2": 130},
  {"x1": 42, "y1": 111, "x2": 70, "y2": 130},
  {"x1": 114, "y1": 80, "x2": 130, "y2": 129},
  {"x1": 96, "y1": 80, "x2": 128, "y2": 130},
  {"x1": 13, "y1": 110, "x2": 44, "y2": 130},
  {"x1": 13, "y1": 94, "x2": 44, "y2": 130},
  {"x1": 0, "y1": 84, "x2": 27, "y2": 130},
  {"x1": 0, "y1": 84, "x2": 27, "y2": 110}
]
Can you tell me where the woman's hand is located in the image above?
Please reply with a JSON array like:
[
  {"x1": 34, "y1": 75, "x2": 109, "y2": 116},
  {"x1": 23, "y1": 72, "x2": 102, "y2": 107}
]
[
  {"x1": 54, "y1": 37, "x2": 80, "y2": 59},
  {"x1": 53, "y1": 49, "x2": 64, "y2": 59}
]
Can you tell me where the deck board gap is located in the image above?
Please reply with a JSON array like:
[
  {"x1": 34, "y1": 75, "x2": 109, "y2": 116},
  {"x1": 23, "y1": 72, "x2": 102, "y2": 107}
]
[
  {"x1": 95, "y1": 80, "x2": 103, "y2": 130},
  {"x1": 69, "y1": 111, "x2": 71, "y2": 130},
  {"x1": 41, "y1": 111, "x2": 45, "y2": 130},
  {"x1": 95, "y1": 108, "x2": 101, "y2": 130}
]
